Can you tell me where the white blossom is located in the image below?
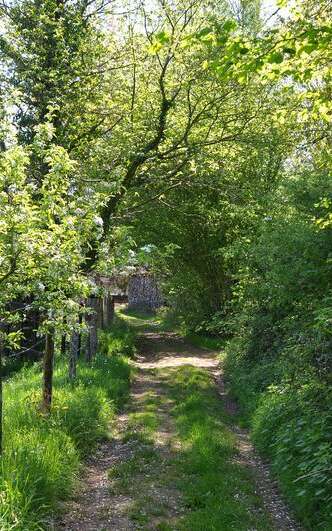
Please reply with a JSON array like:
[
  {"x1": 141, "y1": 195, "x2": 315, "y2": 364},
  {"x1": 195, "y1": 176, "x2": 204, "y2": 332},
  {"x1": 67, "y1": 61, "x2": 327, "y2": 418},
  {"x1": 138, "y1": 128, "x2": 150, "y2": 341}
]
[{"x1": 93, "y1": 215, "x2": 104, "y2": 227}]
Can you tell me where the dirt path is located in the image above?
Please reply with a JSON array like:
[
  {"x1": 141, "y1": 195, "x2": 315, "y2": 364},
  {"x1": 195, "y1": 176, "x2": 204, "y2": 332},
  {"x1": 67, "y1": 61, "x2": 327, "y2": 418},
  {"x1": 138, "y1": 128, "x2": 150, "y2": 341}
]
[{"x1": 55, "y1": 329, "x2": 298, "y2": 531}]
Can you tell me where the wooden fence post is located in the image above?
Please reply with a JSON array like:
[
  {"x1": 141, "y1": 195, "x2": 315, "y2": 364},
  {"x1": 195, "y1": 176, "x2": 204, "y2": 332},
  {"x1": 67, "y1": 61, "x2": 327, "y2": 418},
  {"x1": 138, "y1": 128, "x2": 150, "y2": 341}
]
[
  {"x1": 69, "y1": 329, "x2": 79, "y2": 380},
  {"x1": 85, "y1": 296, "x2": 98, "y2": 362},
  {"x1": 97, "y1": 296, "x2": 103, "y2": 330},
  {"x1": 103, "y1": 293, "x2": 114, "y2": 329},
  {"x1": 42, "y1": 330, "x2": 55, "y2": 413}
]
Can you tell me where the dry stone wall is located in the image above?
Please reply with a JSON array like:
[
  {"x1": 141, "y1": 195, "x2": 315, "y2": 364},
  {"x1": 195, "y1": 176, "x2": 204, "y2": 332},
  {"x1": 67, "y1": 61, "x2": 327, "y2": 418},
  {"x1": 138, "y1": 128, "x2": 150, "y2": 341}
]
[{"x1": 127, "y1": 274, "x2": 162, "y2": 311}]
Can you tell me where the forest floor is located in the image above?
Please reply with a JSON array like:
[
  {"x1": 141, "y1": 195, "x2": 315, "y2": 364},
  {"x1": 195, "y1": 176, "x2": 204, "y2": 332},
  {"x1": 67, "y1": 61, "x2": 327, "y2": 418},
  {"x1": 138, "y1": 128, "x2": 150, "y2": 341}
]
[{"x1": 55, "y1": 314, "x2": 299, "y2": 531}]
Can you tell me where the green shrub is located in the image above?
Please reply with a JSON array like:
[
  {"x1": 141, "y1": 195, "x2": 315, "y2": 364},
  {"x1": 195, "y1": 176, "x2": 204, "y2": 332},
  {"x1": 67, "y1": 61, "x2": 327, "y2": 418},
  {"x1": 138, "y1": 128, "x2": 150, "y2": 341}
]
[
  {"x1": 252, "y1": 384, "x2": 332, "y2": 529},
  {"x1": 224, "y1": 335, "x2": 332, "y2": 530}
]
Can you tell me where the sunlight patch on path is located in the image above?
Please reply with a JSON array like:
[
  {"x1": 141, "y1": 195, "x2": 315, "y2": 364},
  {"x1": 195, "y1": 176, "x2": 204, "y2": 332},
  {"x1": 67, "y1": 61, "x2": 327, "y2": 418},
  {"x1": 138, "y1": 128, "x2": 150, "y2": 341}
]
[{"x1": 136, "y1": 355, "x2": 219, "y2": 369}]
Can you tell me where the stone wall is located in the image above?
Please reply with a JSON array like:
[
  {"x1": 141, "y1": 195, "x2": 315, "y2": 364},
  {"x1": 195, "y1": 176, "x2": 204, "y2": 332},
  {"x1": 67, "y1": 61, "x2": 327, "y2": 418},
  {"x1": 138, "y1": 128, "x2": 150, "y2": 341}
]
[{"x1": 127, "y1": 274, "x2": 162, "y2": 311}]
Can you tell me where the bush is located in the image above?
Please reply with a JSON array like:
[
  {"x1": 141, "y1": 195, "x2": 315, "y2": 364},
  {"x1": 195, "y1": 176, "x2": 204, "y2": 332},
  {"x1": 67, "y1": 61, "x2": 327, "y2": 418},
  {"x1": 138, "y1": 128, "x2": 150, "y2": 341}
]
[
  {"x1": 222, "y1": 172, "x2": 332, "y2": 529},
  {"x1": 224, "y1": 333, "x2": 332, "y2": 529},
  {"x1": 0, "y1": 333, "x2": 132, "y2": 530},
  {"x1": 252, "y1": 384, "x2": 332, "y2": 529}
]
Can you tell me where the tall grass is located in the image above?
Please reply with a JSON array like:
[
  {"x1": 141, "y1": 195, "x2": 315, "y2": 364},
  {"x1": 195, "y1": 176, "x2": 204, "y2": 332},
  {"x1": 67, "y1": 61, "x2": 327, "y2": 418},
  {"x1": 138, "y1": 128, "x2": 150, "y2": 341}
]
[
  {"x1": 100, "y1": 314, "x2": 137, "y2": 358},
  {"x1": 0, "y1": 329, "x2": 133, "y2": 530}
]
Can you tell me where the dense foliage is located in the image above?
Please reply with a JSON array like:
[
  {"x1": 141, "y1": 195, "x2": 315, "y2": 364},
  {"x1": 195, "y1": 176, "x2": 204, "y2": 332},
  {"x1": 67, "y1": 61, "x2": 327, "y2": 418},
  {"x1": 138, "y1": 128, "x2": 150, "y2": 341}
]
[
  {"x1": 223, "y1": 162, "x2": 332, "y2": 528},
  {"x1": 112, "y1": 2, "x2": 331, "y2": 528}
]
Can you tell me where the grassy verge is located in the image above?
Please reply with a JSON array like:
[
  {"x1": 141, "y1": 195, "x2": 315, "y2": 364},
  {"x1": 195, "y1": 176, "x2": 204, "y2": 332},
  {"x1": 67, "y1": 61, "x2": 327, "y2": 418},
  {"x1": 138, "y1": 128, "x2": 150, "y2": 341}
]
[
  {"x1": 100, "y1": 313, "x2": 137, "y2": 358},
  {"x1": 183, "y1": 333, "x2": 224, "y2": 351},
  {"x1": 117, "y1": 306, "x2": 161, "y2": 333},
  {"x1": 119, "y1": 306, "x2": 160, "y2": 322},
  {"x1": 118, "y1": 306, "x2": 224, "y2": 354},
  {"x1": 0, "y1": 328, "x2": 133, "y2": 530}
]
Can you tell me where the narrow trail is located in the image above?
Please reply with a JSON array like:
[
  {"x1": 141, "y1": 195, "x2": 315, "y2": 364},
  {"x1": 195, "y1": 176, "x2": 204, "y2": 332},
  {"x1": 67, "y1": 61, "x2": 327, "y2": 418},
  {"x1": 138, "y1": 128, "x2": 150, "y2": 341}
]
[{"x1": 56, "y1": 325, "x2": 299, "y2": 531}]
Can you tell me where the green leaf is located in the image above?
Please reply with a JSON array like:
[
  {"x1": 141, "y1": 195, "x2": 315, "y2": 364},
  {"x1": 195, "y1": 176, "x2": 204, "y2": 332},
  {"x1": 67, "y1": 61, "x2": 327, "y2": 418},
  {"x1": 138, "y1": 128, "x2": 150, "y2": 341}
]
[
  {"x1": 302, "y1": 43, "x2": 319, "y2": 54},
  {"x1": 155, "y1": 31, "x2": 170, "y2": 45},
  {"x1": 282, "y1": 47, "x2": 296, "y2": 56},
  {"x1": 268, "y1": 52, "x2": 284, "y2": 64},
  {"x1": 196, "y1": 27, "x2": 213, "y2": 39},
  {"x1": 223, "y1": 20, "x2": 237, "y2": 33}
]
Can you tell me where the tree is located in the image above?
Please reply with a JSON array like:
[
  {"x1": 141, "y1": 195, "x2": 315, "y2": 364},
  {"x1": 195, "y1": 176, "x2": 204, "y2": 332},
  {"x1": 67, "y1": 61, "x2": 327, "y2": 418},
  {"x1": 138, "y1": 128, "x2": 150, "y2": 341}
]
[
  {"x1": 92, "y1": 0, "x2": 296, "y2": 334},
  {"x1": 81, "y1": 0, "x2": 280, "y2": 248},
  {"x1": 0, "y1": 0, "x2": 114, "y2": 411},
  {"x1": 0, "y1": 0, "x2": 111, "y2": 151}
]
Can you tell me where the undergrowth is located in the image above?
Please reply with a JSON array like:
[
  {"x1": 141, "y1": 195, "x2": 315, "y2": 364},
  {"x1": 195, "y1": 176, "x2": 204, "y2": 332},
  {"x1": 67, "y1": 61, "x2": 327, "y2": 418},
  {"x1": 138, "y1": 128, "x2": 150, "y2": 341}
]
[
  {"x1": 224, "y1": 341, "x2": 332, "y2": 530},
  {"x1": 99, "y1": 314, "x2": 137, "y2": 358},
  {"x1": 184, "y1": 333, "x2": 224, "y2": 351},
  {"x1": 0, "y1": 327, "x2": 133, "y2": 530}
]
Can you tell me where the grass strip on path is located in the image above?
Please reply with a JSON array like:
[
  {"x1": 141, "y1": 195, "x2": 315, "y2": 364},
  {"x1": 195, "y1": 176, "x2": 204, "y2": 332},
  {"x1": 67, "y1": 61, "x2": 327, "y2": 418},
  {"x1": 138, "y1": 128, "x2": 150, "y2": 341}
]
[{"x1": 158, "y1": 365, "x2": 273, "y2": 530}]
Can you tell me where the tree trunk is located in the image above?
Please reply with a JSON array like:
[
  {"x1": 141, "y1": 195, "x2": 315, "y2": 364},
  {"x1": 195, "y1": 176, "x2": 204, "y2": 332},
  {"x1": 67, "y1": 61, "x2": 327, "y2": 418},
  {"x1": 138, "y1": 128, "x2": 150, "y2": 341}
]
[
  {"x1": 85, "y1": 299, "x2": 91, "y2": 363},
  {"x1": 85, "y1": 331, "x2": 92, "y2": 363},
  {"x1": 61, "y1": 335, "x2": 66, "y2": 355},
  {"x1": 103, "y1": 294, "x2": 114, "y2": 328},
  {"x1": 77, "y1": 313, "x2": 82, "y2": 358},
  {"x1": 97, "y1": 297, "x2": 103, "y2": 330},
  {"x1": 42, "y1": 331, "x2": 55, "y2": 413},
  {"x1": 61, "y1": 316, "x2": 67, "y2": 356},
  {"x1": 69, "y1": 330, "x2": 79, "y2": 380}
]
